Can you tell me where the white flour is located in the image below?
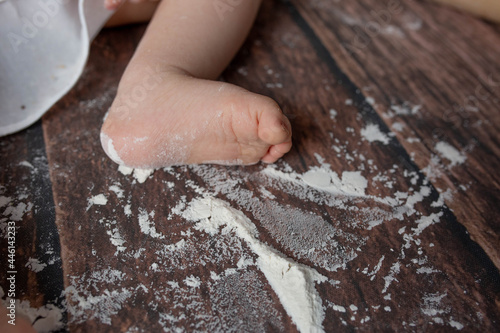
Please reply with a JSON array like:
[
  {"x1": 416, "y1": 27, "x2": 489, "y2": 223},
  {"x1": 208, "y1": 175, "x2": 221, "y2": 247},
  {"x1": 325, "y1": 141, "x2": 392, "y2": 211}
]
[
  {"x1": 87, "y1": 194, "x2": 108, "y2": 210},
  {"x1": 25, "y1": 258, "x2": 47, "y2": 273},
  {"x1": 361, "y1": 124, "x2": 390, "y2": 145},
  {"x1": 138, "y1": 208, "x2": 164, "y2": 239},
  {"x1": 435, "y1": 141, "x2": 466, "y2": 167},
  {"x1": 118, "y1": 165, "x2": 154, "y2": 183},
  {"x1": 100, "y1": 133, "x2": 124, "y2": 165},
  {"x1": 183, "y1": 197, "x2": 327, "y2": 333},
  {"x1": 0, "y1": 287, "x2": 64, "y2": 333}
]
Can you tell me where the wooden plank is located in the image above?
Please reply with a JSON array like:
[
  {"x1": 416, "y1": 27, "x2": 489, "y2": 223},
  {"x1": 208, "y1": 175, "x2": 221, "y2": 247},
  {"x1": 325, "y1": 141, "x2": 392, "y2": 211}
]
[
  {"x1": 0, "y1": 122, "x2": 66, "y2": 327},
  {"x1": 289, "y1": 0, "x2": 500, "y2": 271},
  {"x1": 35, "y1": 0, "x2": 500, "y2": 331}
]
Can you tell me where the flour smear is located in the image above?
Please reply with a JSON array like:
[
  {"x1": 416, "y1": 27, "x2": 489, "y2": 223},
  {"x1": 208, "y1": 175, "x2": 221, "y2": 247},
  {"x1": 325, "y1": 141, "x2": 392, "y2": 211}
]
[{"x1": 183, "y1": 197, "x2": 327, "y2": 333}]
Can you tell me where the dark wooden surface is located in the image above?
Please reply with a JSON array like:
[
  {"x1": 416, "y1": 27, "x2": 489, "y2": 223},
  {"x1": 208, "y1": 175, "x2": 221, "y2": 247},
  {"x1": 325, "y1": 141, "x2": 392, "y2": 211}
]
[
  {"x1": 1, "y1": 0, "x2": 499, "y2": 332},
  {"x1": 290, "y1": 0, "x2": 500, "y2": 272}
]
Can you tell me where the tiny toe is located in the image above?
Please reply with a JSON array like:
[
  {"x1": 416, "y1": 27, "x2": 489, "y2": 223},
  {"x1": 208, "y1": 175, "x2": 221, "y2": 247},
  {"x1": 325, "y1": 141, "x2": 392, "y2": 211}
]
[
  {"x1": 261, "y1": 141, "x2": 292, "y2": 164},
  {"x1": 259, "y1": 114, "x2": 292, "y2": 145}
]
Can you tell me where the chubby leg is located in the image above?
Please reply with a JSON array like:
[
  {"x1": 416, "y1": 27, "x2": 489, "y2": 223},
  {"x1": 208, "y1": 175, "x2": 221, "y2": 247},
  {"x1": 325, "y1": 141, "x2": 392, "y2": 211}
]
[{"x1": 100, "y1": 0, "x2": 292, "y2": 168}]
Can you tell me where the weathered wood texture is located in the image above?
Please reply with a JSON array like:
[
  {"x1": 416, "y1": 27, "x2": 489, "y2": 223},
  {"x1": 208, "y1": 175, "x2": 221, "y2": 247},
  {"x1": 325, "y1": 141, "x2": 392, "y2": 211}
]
[
  {"x1": 0, "y1": 123, "x2": 65, "y2": 324},
  {"x1": 289, "y1": 0, "x2": 500, "y2": 270},
  {"x1": 1, "y1": 0, "x2": 499, "y2": 332}
]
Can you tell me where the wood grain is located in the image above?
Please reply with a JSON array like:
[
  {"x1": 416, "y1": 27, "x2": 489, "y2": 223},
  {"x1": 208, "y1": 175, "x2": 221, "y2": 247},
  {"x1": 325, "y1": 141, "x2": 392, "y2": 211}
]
[
  {"x1": 289, "y1": 0, "x2": 500, "y2": 270},
  {"x1": 0, "y1": 122, "x2": 65, "y2": 325},
  {"x1": 1, "y1": 0, "x2": 499, "y2": 331}
]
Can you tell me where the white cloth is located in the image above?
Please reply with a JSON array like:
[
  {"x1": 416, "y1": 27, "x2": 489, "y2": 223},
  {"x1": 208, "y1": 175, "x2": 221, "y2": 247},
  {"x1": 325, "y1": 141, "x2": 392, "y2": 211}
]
[{"x1": 0, "y1": 0, "x2": 113, "y2": 136}]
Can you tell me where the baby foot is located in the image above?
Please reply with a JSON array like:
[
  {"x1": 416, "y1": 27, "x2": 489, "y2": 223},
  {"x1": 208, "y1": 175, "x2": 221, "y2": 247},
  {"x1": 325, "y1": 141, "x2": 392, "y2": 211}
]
[{"x1": 100, "y1": 66, "x2": 292, "y2": 168}]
